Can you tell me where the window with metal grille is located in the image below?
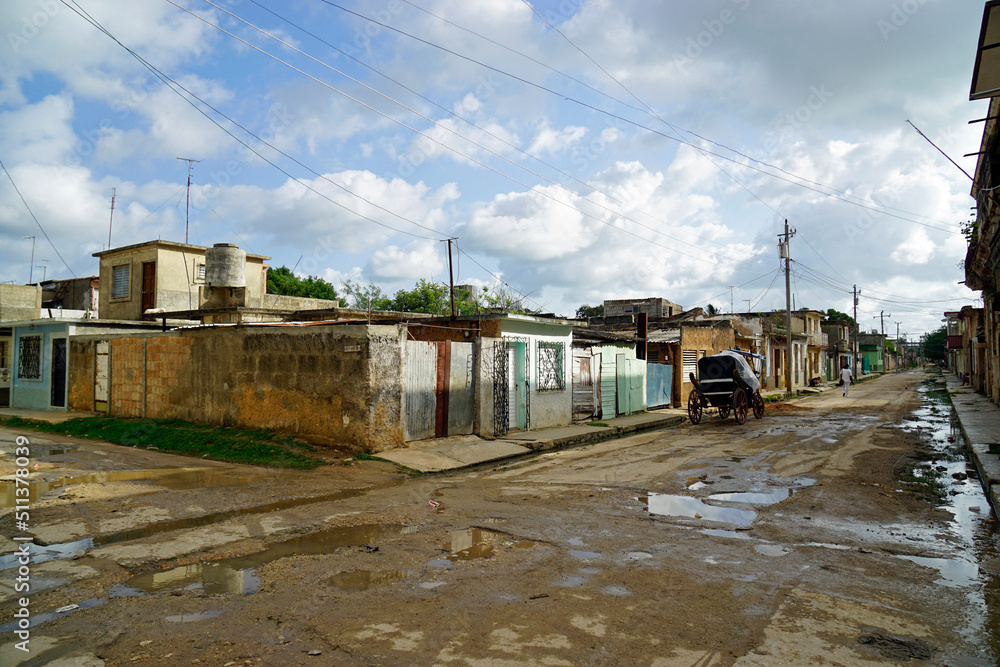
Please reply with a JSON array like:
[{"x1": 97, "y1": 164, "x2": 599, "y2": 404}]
[
  {"x1": 18, "y1": 335, "x2": 41, "y2": 380},
  {"x1": 112, "y1": 265, "x2": 130, "y2": 298},
  {"x1": 536, "y1": 342, "x2": 565, "y2": 391},
  {"x1": 682, "y1": 350, "x2": 698, "y2": 382},
  {"x1": 197, "y1": 263, "x2": 206, "y2": 281}
]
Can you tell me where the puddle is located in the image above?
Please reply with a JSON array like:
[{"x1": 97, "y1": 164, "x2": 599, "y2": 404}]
[
  {"x1": 0, "y1": 468, "x2": 259, "y2": 509},
  {"x1": 419, "y1": 581, "x2": 446, "y2": 589},
  {"x1": 569, "y1": 550, "x2": 600, "y2": 560},
  {"x1": 442, "y1": 528, "x2": 534, "y2": 562},
  {"x1": 708, "y1": 489, "x2": 793, "y2": 505},
  {"x1": 642, "y1": 493, "x2": 757, "y2": 527},
  {"x1": 0, "y1": 444, "x2": 77, "y2": 458},
  {"x1": 112, "y1": 523, "x2": 415, "y2": 596},
  {"x1": 165, "y1": 610, "x2": 223, "y2": 623},
  {"x1": 701, "y1": 528, "x2": 752, "y2": 540},
  {"x1": 329, "y1": 569, "x2": 409, "y2": 590},
  {"x1": 0, "y1": 598, "x2": 104, "y2": 633},
  {"x1": 601, "y1": 585, "x2": 632, "y2": 596},
  {"x1": 755, "y1": 544, "x2": 788, "y2": 557},
  {"x1": 0, "y1": 480, "x2": 406, "y2": 570},
  {"x1": 896, "y1": 555, "x2": 979, "y2": 589}
]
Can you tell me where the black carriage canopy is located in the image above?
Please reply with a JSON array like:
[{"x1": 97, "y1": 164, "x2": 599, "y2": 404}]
[{"x1": 696, "y1": 350, "x2": 762, "y2": 392}]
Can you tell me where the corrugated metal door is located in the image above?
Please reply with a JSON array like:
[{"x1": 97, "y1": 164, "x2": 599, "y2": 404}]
[
  {"x1": 405, "y1": 341, "x2": 437, "y2": 441},
  {"x1": 600, "y1": 345, "x2": 617, "y2": 418},
  {"x1": 628, "y1": 358, "x2": 646, "y2": 413},
  {"x1": 572, "y1": 348, "x2": 597, "y2": 420},
  {"x1": 447, "y1": 342, "x2": 474, "y2": 435},
  {"x1": 95, "y1": 341, "x2": 110, "y2": 413}
]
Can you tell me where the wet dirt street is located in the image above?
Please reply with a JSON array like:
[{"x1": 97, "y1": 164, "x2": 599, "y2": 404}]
[{"x1": 2, "y1": 369, "x2": 998, "y2": 666}]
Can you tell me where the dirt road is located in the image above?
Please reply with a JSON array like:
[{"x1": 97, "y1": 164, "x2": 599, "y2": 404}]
[{"x1": 1, "y1": 370, "x2": 997, "y2": 666}]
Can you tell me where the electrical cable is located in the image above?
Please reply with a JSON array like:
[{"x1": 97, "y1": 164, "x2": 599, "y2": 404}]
[
  {"x1": 62, "y1": 0, "x2": 446, "y2": 243},
  {"x1": 0, "y1": 156, "x2": 77, "y2": 279}
]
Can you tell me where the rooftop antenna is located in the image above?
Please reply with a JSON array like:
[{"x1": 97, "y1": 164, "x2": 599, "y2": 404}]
[
  {"x1": 107, "y1": 187, "x2": 116, "y2": 250},
  {"x1": 176, "y1": 157, "x2": 201, "y2": 244}
]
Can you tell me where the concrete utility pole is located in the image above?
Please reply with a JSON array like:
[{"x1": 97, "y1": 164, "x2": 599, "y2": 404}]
[
  {"x1": 874, "y1": 311, "x2": 889, "y2": 372},
  {"x1": 779, "y1": 220, "x2": 796, "y2": 393},
  {"x1": 729, "y1": 286, "x2": 735, "y2": 315},
  {"x1": 447, "y1": 238, "x2": 456, "y2": 318},
  {"x1": 853, "y1": 285, "x2": 860, "y2": 378}
]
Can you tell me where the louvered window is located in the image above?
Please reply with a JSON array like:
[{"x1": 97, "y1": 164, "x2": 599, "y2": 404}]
[
  {"x1": 682, "y1": 350, "x2": 698, "y2": 382},
  {"x1": 112, "y1": 265, "x2": 130, "y2": 298}
]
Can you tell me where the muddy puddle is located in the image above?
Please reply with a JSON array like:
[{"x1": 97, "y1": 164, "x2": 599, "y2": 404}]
[
  {"x1": 442, "y1": 528, "x2": 535, "y2": 562},
  {"x1": 329, "y1": 569, "x2": 409, "y2": 590},
  {"x1": 0, "y1": 443, "x2": 77, "y2": 459},
  {"x1": 891, "y1": 379, "x2": 1000, "y2": 658},
  {"x1": 0, "y1": 467, "x2": 259, "y2": 508},
  {"x1": 641, "y1": 493, "x2": 757, "y2": 527},
  {"x1": 112, "y1": 523, "x2": 418, "y2": 596}
]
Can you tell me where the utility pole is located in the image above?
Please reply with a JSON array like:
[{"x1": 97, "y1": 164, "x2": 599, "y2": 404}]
[
  {"x1": 853, "y1": 285, "x2": 860, "y2": 378},
  {"x1": 447, "y1": 238, "x2": 457, "y2": 318},
  {"x1": 779, "y1": 220, "x2": 796, "y2": 393},
  {"x1": 744, "y1": 299, "x2": 752, "y2": 313},
  {"x1": 895, "y1": 322, "x2": 901, "y2": 371},
  {"x1": 874, "y1": 311, "x2": 889, "y2": 372},
  {"x1": 107, "y1": 187, "x2": 116, "y2": 250},
  {"x1": 729, "y1": 286, "x2": 735, "y2": 315},
  {"x1": 176, "y1": 157, "x2": 200, "y2": 244},
  {"x1": 23, "y1": 235, "x2": 35, "y2": 284}
]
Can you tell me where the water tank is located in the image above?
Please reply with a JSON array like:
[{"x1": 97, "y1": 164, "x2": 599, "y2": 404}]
[{"x1": 205, "y1": 243, "x2": 246, "y2": 288}]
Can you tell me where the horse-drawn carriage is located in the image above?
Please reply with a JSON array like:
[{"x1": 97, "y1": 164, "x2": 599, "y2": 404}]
[{"x1": 687, "y1": 350, "x2": 765, "y2": 425}]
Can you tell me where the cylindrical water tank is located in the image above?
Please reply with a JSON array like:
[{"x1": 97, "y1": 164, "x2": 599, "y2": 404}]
[{"x1": 205, "y1": 243, "x2": 246, "y2": 287}]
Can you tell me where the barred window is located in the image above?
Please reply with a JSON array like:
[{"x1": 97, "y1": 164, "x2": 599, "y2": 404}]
[
  {"x1": 197, "y1": 263, "x2": 206, "y2": 281},
  {"x1": 18, "y1": 335, "x2": 41, "y2": 380},
  {"x1": 537, "y1": 342, "x2": 565, "y2": 391},
  {"x1": 112, "y1": 264, "x2": 130, "y2": 298}
]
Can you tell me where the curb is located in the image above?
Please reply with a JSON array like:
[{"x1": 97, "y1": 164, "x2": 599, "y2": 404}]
[
  {"x1": 515, "y1": 416, "x2": 688, "y2": 453},
  {"x1": 947, "y1": 384, "x2": 1000, "y2": 517}
]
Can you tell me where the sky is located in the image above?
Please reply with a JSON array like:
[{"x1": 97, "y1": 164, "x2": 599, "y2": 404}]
[{"x1": 0, "y1": 0, "x2": 990, "y2": 339}]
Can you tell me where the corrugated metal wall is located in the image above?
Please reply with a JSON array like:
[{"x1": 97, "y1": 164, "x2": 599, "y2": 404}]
[{"x1": 405, "y1": 340, "x2": 437, "y2": 441}]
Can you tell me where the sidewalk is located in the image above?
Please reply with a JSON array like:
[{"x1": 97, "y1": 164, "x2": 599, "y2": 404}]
[
  {"x1": 0, "y1": 407, "x2": 92, "y2": 424},
  {"x1": 378, "y1": 409, "x2": 687, "y2": 473},
  {"x1": 946, "y1": 377, "x2": 1000, "y2": 515}
]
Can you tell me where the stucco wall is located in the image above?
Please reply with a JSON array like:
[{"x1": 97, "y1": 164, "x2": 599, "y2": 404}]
[
  {"x1": 72, "y1": 325, "x2": 406, "y2": 451},
  {"x1": 678, "y1": 324, "x2": 736, "y2": 403},
  {"x1": 0, "y1": 284, "x2": 41, "y2": 322}
]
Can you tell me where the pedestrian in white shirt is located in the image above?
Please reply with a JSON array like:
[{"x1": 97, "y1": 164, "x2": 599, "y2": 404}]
[{"x1": 841, "y1": 363, "x2": 853, "y2": 397}]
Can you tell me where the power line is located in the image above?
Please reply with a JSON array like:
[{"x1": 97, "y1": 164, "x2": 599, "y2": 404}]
[
  {"x1": 315, "y1": 0, "x2": 957, "y2": 232},
  {"x1": 0, "y1": 156, "x2": 76, "y2": 279},
  {"x1": 62, "y1": 0, "x2": 445, "y2": 243}
]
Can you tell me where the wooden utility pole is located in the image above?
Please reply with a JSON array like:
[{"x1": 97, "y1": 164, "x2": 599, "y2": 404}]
[{"x1": 779, "y1": 220, "x2": 795, "y2": 393}]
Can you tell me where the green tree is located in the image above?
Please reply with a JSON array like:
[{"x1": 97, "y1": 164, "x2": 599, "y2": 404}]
[
  {"x1": 575, "y1": 304, "x2": 604, "y2": 319},
  {"x1": 824, "y1": 308, "x2": 856, "y2": 325},
  {"x1": 706, "y1": 304, "x2": 719, "y2": 315},
  {"x1": 267, "y1": 266, "x2": 344, "y2": 304},
  {"x1": 923, "y1": 326, "x2": 947, "y2": 362},
  {"x1": 342, "y1": 280, "x2": 391, "y2": 311}
]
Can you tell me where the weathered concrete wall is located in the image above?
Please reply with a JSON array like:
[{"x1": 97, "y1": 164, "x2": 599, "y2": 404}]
[
  {"x1": 0, "y1": 284, "x2": 41, "y2": 322},
  {"x1": 73, "y1": 325, "x2": 406, "y2": 452},
  {"x1": 679, "y1": 324, "x2": 736, "y2": 403},
  {"x1": 260, "y1": 294, "x2": 343, "y2": 311}
]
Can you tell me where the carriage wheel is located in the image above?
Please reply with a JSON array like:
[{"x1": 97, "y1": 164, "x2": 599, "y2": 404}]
[
  {"x1": 688, "y1": 391, "x2": 703, "y2": 425},
  {"x1": 718, "y1": 406, "x2": 731, "y2": 419},
  {"x1": 752, "y1": 391, "x2": 765, "y2": 419},
  {"x1": 733, "y1": 388, "x2": 748, "y2": 425}
]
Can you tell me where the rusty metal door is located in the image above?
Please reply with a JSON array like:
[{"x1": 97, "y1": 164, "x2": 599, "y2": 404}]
[{"x1": 95, "y1": 341, "x2": 109, "y2": 413}]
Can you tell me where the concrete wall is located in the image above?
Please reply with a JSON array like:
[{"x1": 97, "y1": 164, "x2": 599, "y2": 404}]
[
  {"x1": 678, "y1": 324, "x2": 736, "y2": 402},
  {"x1": 70, "y1": 325, "x2": 406, "y2": 452},
  {"x1": 261, "y1": 294, "x2": 344, "y2": 311},
  {"x1": 0, "y1": 284, "x2": 41, "y2": 322},
  {"x1": 500, "y1": 319, "x2": 573, "y2": 430}
]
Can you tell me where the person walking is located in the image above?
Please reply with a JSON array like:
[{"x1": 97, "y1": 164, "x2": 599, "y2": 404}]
[{"x1": 841, "y1": 363, "x2": 853, "y2": 397}]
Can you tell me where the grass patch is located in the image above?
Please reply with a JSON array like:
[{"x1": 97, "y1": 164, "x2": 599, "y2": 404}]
[
  {"x1": 586, "y1": 421, "x2": 610, "y2": 427},
  {"x1": 0, "y1": 415, "x2": 326, "y2": 469}
]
